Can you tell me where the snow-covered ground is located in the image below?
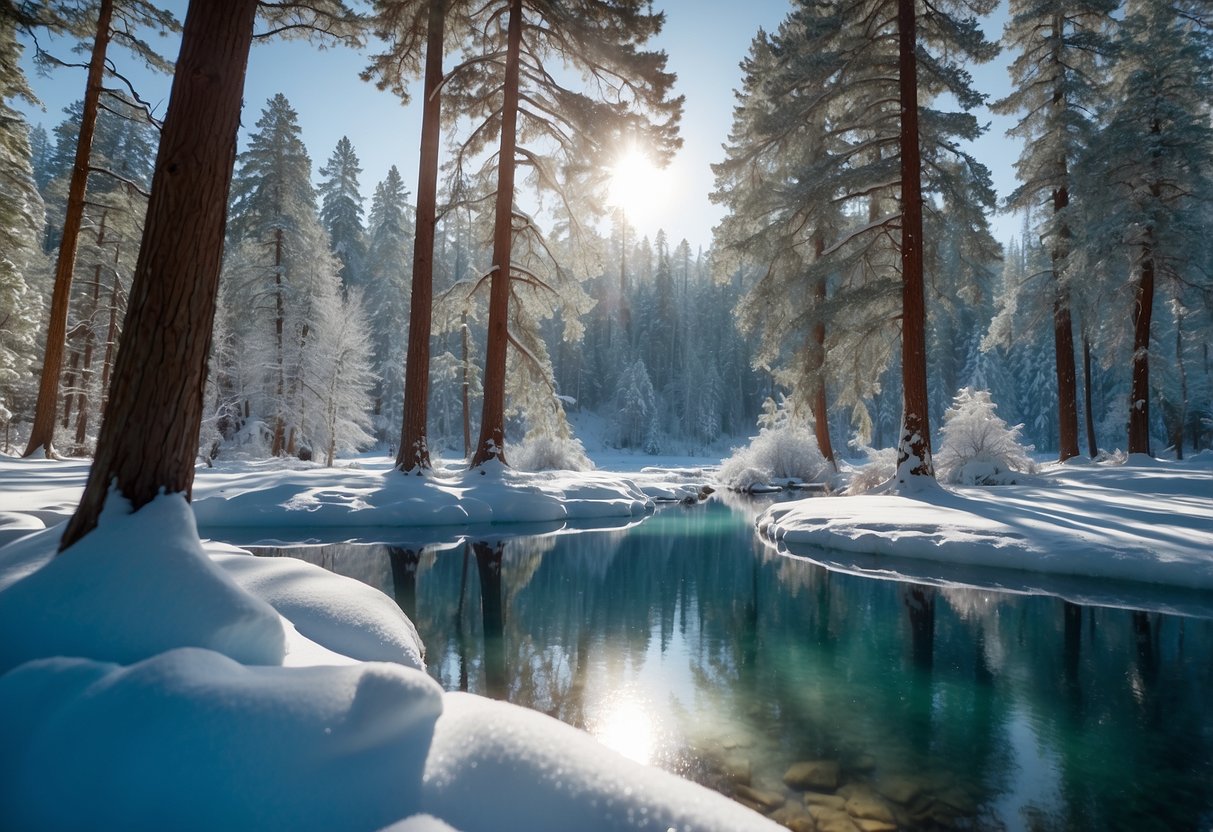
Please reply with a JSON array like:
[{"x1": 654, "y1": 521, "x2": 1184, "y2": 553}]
[
  {"x1": 0, "y1": 454, "x2": 778, "y2": 832},
  {"x1": 2, "y1": 447, "x2": 1210, "y2": 829},
  {"x1": 759, "y1": 452, "x2": 1213, "y2": 614}
]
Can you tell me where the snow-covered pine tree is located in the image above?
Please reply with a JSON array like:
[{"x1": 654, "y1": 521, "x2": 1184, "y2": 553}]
[
  {"x1": 0, "y1": 20, "x2": 47, "y2": 450},
  {"x1": 364, "y1": 0, "x2": 480, "y2": 473},
  {"x1": 712, "y1": 12, "x2": 843, "y2": 464},
  {"x1": 714, "y1": 0, "x2": 999, "y2": 486},
  {"x1": 1074, "y1": 1, "x2": 1213, "y2": 456},
  {"x1": 992, "y1": 0, "x2": 1116, "y2": 462},
  {"x1": 318, "y1": 136, "x2": 368, "y2": 292},
  {"x1": 62, "y1": 0, "x2": 363, "y2": 549},
  {"x1": 447, "y1": 0, "x2": 682, "y2": 468},
  {"x1": 225, "y1": 94, "x2": 337, "y2": 457},
  {"x1": 305, "y1": 286, "x2": 376, "y2": 466},
  {"x1": 615, "y1": 358, "x2": 658, "y2": 451},
  {"x1": 364, "y1": 166, "x2": 412, "y2": 448},
  {"x1": 22, "y1": 0, "x2": 178, "y2": 458}
]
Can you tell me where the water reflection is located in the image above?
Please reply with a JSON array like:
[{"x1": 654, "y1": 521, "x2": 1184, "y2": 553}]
[{"x1": 240, "y1": 501, "x2": 1213, "y2": 831}]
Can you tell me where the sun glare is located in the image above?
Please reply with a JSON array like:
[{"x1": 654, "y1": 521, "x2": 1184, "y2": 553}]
[
  {"x1": 608, "y1": 146, "x2": 669, "y2": 228},
  {"x1": 592, "y1": 697, "x2": 657, "y2": 766}
]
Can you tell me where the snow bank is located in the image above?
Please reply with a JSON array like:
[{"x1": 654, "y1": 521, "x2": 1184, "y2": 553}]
[
  {"x1": 0, "y1": 649, "x2": 443, "y2": 831},
  {"x1": 759, "y1": 456, "x2": 1213, "y2": 591},
  {"x1": 213, "y1": 550, "x2": 424, "y2": 669},
  {"x1": 192, "y1": 459, "x2": 652, "y2": 528},
  {"x1": 421, "y1": 692, "x2": 783, "y2": 832},
  {"x1": 0, "y1": 460, "x2": 777, "y2": 832},
  {"x1": 0, "y1": 494, "x2": 285, "y2": 675}
]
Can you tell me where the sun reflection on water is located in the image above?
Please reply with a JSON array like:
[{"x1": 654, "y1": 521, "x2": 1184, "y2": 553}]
[{"x1": 591, "y1": 695, "x2": 658, "y2": 766}]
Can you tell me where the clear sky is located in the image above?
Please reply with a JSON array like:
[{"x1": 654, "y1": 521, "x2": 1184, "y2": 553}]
[{"x1": 18, "y1": 0, "x2": 1019, "y2": 253}]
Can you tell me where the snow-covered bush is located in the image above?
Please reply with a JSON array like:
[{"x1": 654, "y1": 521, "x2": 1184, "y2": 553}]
[
  {"x1": 719, "y1": 397, "x2": 830, "y2": 491},
  {"x1": 844, "y1": 444, "x2": 897, "y2": 495},
  {"x1": 935, "y1": 387, "x2": 1036, "y2": 485},
  {"x1": 511, "y1": 432, "x2": 593, "y2": 472}
]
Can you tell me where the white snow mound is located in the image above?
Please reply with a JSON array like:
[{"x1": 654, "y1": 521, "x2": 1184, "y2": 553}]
[
  {"x1": 0, "y1": 493, "x2": 285, "y2": 674},
  {"x1": 0, "y1": 648, "x2": 443, "y2": 831},
  {"x1": 420, "y1": 692, "x2": 783, "y2": 832}
]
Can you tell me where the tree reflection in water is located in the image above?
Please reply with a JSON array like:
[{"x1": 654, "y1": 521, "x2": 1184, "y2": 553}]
[{"x1": 242, "y1": 501, "x2": 1213, "y2": 831}]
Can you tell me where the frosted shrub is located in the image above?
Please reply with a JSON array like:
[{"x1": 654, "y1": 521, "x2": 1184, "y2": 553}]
[
  {"x1": 511, "y1": 433, "x2": 593, "y2": 472},
  {"x1": 844, "y1": 444, "x2": 897, "y2": 495},
  {"x1": 719, "y1": 397, "x2": 830, "y2": 491},
  {"x1": 935, "y1": 387, "x2": 1036, "y2": 485}
]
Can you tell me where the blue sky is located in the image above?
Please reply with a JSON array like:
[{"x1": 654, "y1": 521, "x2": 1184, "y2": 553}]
[{"x1": 18, "y1": 0, "x2": 1019, "y2": 253}]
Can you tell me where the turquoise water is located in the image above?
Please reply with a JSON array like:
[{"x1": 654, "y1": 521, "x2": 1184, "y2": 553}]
[{"x1": 240, "y1": 500, "x2": 1213, "y2": 831}]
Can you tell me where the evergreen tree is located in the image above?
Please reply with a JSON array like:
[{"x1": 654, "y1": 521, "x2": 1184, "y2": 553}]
[
  {"x1": 318, "y1": 136, "x2": 367, "y2": 291},
  {"x1": 1075, "y1": 1, "x2": 1213, "y2": 455},
  {"x1": 364, "y1": 165, "x2": 412, "y2": 446},
  {"x1": 364, "y1": 0, "x2": 478, "y2": 473},
  {"x1": 22, "y1": 0, "x2": 179, "y2": 458},
  {"x1": 992, "y1": 0, "x2": 1116, "y2": 461},
  {"x1": 449, "y1": 0, "x2": 683, "y2": 467},
  {"x1": 225, "y1": 93, "x2": 336, "y2": 456},
  {"x1": 0, "y1": 20, "x2": 46, "y2": 447}
]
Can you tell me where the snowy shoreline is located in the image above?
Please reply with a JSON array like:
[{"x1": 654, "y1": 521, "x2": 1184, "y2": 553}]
[
  {"x1": 2, "y1": 450, "x2": 1211, "y2": 829},
  {"x1": 757, "y1": 453, "x2": 1213, "y2": 602}
]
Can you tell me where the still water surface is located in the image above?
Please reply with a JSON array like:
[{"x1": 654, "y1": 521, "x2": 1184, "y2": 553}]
[{"x1": 233, "y1": 500, "x2": 1213, "y2": 832}]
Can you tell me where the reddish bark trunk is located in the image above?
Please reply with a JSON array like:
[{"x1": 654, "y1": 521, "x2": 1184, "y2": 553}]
[
  {"x1": 810, "y1": 234, "x2": 835, "y2": 466},
  {"x1": 74, "y1": 212, "x2": 110, "y2": 450},
  {"x1": 397, "y1": 0, "x2": 446, "y2": 473},
  {"x1": 1128, "y1": 243, "x2": 1155, "y2": 455},
  {"x1": 1049, "y1": 12, "x2": 1080, "y2": 463},
  {"x1": 1082, "y1": 334, "x2": 1098, "y2": 457},
  {"x1": 24, "y1": 0, "x2": 113, "y2": 458},
  {"x1": 99, "y1": 259, "x2": 122, "y2": 417},
  {"x1": 461, "y1": 309, "x2": 471, "y2": 457},
  {"x1": 270, "y1": 227, "x2": 286, "y2": 456},
  {"x1": 471, "y1": 0, "x2": 523, "y2": 468},
  {"x1": 895, "y1": 0, "x2": 933, "y2": 481},
  {"x1": 61, "y1": 0, "x2": 259, "y2": 551}
]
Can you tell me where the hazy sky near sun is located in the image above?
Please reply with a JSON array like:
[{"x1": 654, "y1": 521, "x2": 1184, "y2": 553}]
[{"x1": 18, "y1": 0, "x2": 1019, "y2": 253}]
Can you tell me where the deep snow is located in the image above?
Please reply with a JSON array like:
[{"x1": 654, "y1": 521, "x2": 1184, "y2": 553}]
[
  {"x1": 0, "y1": 455, "x2": 779, "y2": 832},
  {"x1": 1, "y1": 448, "x2": 1210, "y2": 830}
]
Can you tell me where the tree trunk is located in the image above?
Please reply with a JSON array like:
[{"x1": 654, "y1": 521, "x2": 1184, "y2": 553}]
[
  {"x1": 810, "y1": 234, "x2": 835, "y2": 466},
  {"x1": 62, "y1": 0, "x2": 259, "y2": 551},
  {"x1": 895, "y1": 0, "x2": 933, "y2": 482},
  {"x1": 99, "y1": 255, "x2": 122, "y2": 417},
  {"x1": 1128, "y1": 241, "x2": 1155, "y2": 456},
  {"x1": 1082, "y1": 333, "x2": 1097, "y2": 457},
  {"x1": 1052, "y1": 280, "x2": 1080, "y2": 461},
  {"x1": 461, "y1": 308, "x2": 471, "y2": 457},
  {"x1": 397, "y1": 0, "x2": 445, "y2": 474},
  {"x1": 74, "y1": 266, "x2": 101, "y2": 450},
  {"x1": 1173, "y1": 302, "x2": 1186, "y2": 460},
  {"x1": 270, "y1": 227, "x2": 287, "y2": 456},
  {"x1": 74, "y1": 212, "x2": 110, "y2": 451},
  {"x1": 1049, "y1": 11, "x2": 1080, "y2": 463},
  {"x1": 470, "y1": 0, "x2": 522, "y2": 468},
  {"x1": 61, "y1": 347, "x2": 80, "y2": 430},
  {"x1": 23, "y1": 0, "x2": 114, "y2": 459}
]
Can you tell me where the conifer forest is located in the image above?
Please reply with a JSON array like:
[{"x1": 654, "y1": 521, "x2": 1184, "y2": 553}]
[{"x1": 1, "y1": 0, "x2": 1211, "y2": 479}]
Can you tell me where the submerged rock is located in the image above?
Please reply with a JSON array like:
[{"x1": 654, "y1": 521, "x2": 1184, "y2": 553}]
[
  {"x1": 844, "y1": 789, "x2": 896, "y2": 824},
  {"x1": 784, "y1": 760, "x2": 840, "y2": 791},
  {"x1": 734, "y1": 784, "x2": 787, "y2": 813},
  {"x1": 769, "y1": 802, "x2": 816, "y2": 832},
  {"x1": 807, "y1": 803, "x2": 860, "y2": 832},
  {"x1": 804, "y1": 792, "x2": 847, "y2": 811},
  {"x1": 876, "y1": 775, "x2": 922, "y2": 805}
]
